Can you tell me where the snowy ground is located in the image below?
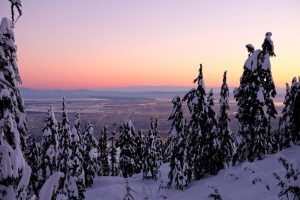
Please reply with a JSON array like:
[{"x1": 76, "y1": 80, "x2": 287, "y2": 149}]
[{"x1": 86, "y1": 145, "x2": 300, "y2": 200}]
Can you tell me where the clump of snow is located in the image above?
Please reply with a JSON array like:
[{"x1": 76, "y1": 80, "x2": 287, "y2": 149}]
[
  {"x1": 244, "y1": 50, "x2": 261, "y2": 71},
  {"x1": 39, "y1": 172, "x2": 64, "y2": 200},
  {"x1": 262, "y1": 53, "x2": 271, "y2": 70},
  {"x1": 89, "y1": 148, "x2": 98, "y2": 159},
  {"x1": 257, "y1": 86, "x2": 265, "y2": 104}
]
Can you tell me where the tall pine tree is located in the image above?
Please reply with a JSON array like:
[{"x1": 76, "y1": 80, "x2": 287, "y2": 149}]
[
  {"x1": 233, "y1": 33, "x2": 277, "y2": 163},
  {"x1": 40, "y1": 106, "x2": 59, "y2": 186},
  {"x1": 142, "y1": 118, "x2": 160, "y2": 180},
  {"x1": 183, "y1": 64, "x2": 220, "y2": 179},
  {"x1": 109, "y1": 124, "x2": 119, "y2": 176},
  {"x1": 70, "y1": 113, "x2": 85, "y2": 199},
  {"x1": 168, "y1": 97, "x2": 192, "y2": 189},
  {"x1": 279, "y1": 77, "x2": 300, "y2": 147},
  {"x1": 218, "y1": 71, "x2": 235, "y2": 167},
  {"x1": 26, "y1": 136, "x2": 40, "y2": 197},
  {"x1": 0, "y1": 4, "x2": 33, "y2": 198},
  {"x1": 97, "y1": 126, "x2": 110, "y2": 176},
  {"x1": 135, "y1": 129, "x2": 145, "y2": 174},
  {"x1": 57, "y1": 98, "x2": 79, "y2": 199},
  {"x1": 82, "y1": 122, "x2": 98, "y2": 187},
  {"x1": 118, "y1": 120, "x2": 137, "y2": 178}
]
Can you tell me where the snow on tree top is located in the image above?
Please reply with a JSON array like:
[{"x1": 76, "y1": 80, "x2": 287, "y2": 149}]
[
  {"x1": 244, "y1": 49, "x2": 261, "y2": 71},
  {"x1": 246, "y1": 44, "x2": 254, "y2": 49},
  {"x1": 265, "y1": 32, "x2": 272, "y2": 37},
  {"x1": 11, "y1": 0, "x2": 22, "y2": 5},
  {"x1": 292, "y1": 76, "x2": 297, "y2": 85},
  {"x1": 125, "y1": 120, "x2": 135, "y2": 131},
  {"x1": 49, "y1": 106, "x2": 57, "y2": 123},
  {"x1": 0, "y1": 17, "x2": 13, "y2": 34},
  {"x1": 172, "y1": 95, "x2": 180, "y2": 103},
  {"x1": 246, "y1": 44, "x2": 255, "y2": 54}
]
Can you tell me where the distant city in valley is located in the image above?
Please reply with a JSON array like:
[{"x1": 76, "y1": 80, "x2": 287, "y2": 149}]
[{"x1": 23, "y1": 87, "x2": 285, "y2": 140}]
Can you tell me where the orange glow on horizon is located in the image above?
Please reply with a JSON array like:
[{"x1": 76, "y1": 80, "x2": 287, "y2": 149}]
[{"x1": 2, "y1": 0, "x2": 298, "y2": 90}]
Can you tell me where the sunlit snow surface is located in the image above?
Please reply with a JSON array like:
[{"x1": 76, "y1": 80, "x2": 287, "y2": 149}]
[{"x1": 86, "y1": 145, "x2": 300, "y2": 200}]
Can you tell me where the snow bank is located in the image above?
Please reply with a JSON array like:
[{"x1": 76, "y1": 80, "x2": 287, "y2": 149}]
[
  {"x1": 86, "y1": 146, "x2": 300, "y2": 200},
  {"x1": 39, "y1": 172, "x2": 64, "y2": 200}
]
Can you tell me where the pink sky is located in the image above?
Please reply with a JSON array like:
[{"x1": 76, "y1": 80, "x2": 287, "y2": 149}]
[{"x1": 1, "y1": 0, "x2": 300, "y2": 89}]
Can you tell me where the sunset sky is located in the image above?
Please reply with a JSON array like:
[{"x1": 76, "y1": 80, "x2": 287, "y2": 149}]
[{"x1": 1, "y1": 0, "x2": 300, "y2": 90}]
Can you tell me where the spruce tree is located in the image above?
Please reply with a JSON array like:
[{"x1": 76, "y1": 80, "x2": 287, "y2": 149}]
[
  {"x1": 98, "y1": 126, "x2": 110, "y2": 176},
  {"x1": 142, "y1": 118, "x2": 160, "y2": 180},
  {"x1": 168, "y1": 97, "x2": 192, "y2": 190},
  {"x1": 109, "y1": 124, "x2": 119, "y2": 176},
  {"x1": 57, "y1": 98, "x2": 79, "y2": 199},
  {"x1": 40, "y1": 106, "x2": 59, "y2": 186},
  {"x1": 70, "y1": 113, "x2": 85, "y2": 199},
  {"x1": 57, "y1": 98, "x2": 72, "y2": 178},
  {"x1": 0, "y1": 5, "x2": 32, "y2": 198},
  {"x1": 26, "y1": 136, "x2": 40, "y2": 197},
  {"x1": 118, "y1": 120, "x2": 137, "y2": 178},
  {"x1": 183, "y1": 64, "x2": 220, "y2": 179},
  {"x1": 154, "y1": 118, "x2": 163, "y2": 167},
  {"x1": 233, "y1": 33, "x2": 277, "y2": 163},
  {"x1": 82, "y1": 122, "x2": 98, "y2": 187},
  {"x1": 218, "y1": 71, "x2": 235, "y2": 167},
  {"x1": 280, "y1": 77, "x2": 300, "y2": 147},
  {"x1": 279, "y1": 82, "x2": 294, "y2": 149},
  {"x1": 71, "y1": 113, "x2": 84, "y2": 160},
  {"x1": 135, "y1": 129, "x2": 145, "y2": 174}
]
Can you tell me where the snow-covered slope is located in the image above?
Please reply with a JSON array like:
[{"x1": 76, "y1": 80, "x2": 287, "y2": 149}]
[{"x1": 86, "y1": 145, "x2": 300, "y2": 200}]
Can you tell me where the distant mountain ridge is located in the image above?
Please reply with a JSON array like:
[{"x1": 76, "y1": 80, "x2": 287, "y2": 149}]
[{"x1": 20, "y1": 86, "x2": 285, "y2": 100}]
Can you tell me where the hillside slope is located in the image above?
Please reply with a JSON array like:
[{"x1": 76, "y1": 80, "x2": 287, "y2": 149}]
[{"x1": 86, "y1": 145, "x2": 300, "y2": 200}]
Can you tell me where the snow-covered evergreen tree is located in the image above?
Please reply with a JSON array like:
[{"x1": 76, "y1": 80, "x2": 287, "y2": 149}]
[
  {"x1": 183, "y1": 64, "x2": 220, "y2": 179},
  {"x1": 40, "y1": 106, "x2": 59, "y2": 186},
  {"x1": 26, "y1": 135, "x2": 40, "y2": 196},
  {"x1": 273, "y1": 157, "x2": 300, "y2": 200},
  {"x1": 57, "y1": 98, "x2": 72, "y2": 179},
  {"x1": 154, "y1": 118, "x2": 163, "y2": 167},
  {"x1": 233, "y1": 33, "x2": 277, "y2": 163},
  {"x1": 70, "y1": 113, "x2": 85, "y2": 199},
  {"x1": 71, "y1": 113, "x2": 84, "y2": 160},
  {"x1": 82, "y1": 122, "x2": 98, "y2": 187},
  {"x1": 280, "y1": 77, "x2": 300, "y2": 147},
  {"x1": 135, "y1": 129, "x2": 145, "y2": 174},
  {"x1": 279, "y1": 82, "x2": 294, "y2": 149},
  {"x1": 218, "y1": 71, "x2": 235, "y2": 167},
  {"x1": 109, "y1": 124, "x2": 119, "y2": 176},
  {"x1": 206, "y1": 88, "x2": 223, "y2": 174},
  {"x1": 97, "y1": 126, "x2": 110, "y2": 176},
  {"x1": 143, "y1": 118, "x2": 161, "y2": 180},
  {"x1": 0, "y1": 4, "x2": 32, "y2": 198},
  {"x1": 168, "y1": 97, "x2": 192, "y2": 189},
  {"x1": 168, "y1": 96, "x2": 184, "y2": 140},
  {"x1": 162, "y1": 139, "x2": 171, "y2": 163},
  {"x1": 118, "y1": 120, "x2": 137, "y2": 178},
  {"x1": 56, "y1": 98, "x2": 79, "y2": 199}
]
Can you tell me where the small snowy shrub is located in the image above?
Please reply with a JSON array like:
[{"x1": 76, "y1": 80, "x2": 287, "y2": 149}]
[
  {"x1": 206, "y1": 183, "x2": 223, "y2": 200},
  {"x1": 273, "y1": 157, "x2": 300, "y2": 200},
  {"x1": 123, "y1": 179, "x2": 135, "y2": 200}
]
